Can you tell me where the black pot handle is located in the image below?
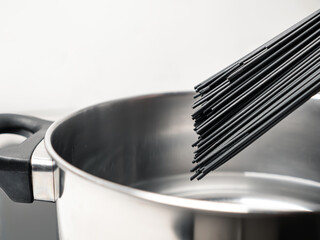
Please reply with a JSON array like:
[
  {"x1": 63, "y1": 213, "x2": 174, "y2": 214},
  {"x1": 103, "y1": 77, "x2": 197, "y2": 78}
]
[{"x1": 0, "y1": 114, "x2": 52, "y2": 203}]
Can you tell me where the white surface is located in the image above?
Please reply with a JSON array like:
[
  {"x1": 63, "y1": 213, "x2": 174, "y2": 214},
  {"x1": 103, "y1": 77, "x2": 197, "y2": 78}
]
[{"x1": 0, "y1": 0, "x2": 319, "y2": 114}]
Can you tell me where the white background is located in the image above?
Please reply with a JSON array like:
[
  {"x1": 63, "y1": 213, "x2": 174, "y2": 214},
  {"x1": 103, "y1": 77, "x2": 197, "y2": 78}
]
[{"x1": 0, "y1": 0, "x2": 319, "y2": 116}]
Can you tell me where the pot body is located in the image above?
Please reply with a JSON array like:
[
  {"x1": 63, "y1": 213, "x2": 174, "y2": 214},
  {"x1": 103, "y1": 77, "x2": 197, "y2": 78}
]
[
  {"x1": 56, "y1": 168, "x2": 320, "y2": 240},
  {"x1": 45, "y1": 92, "x2": 320, "y2": 240}
]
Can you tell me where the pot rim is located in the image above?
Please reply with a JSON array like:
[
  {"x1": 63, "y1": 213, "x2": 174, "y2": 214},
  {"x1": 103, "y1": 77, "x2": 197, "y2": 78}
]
[{"x1": 44, "y1": 91, "x2": 320, "y2": 215}]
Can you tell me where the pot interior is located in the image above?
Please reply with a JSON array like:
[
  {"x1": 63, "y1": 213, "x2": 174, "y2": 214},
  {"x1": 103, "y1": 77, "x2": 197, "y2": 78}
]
[{"x1": 50, "y1": 92, "x2": 320, "y2": 211}]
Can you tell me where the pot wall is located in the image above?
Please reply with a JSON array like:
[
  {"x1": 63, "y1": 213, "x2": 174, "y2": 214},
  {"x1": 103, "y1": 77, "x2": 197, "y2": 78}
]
[{"x1": 56, "y1": 167, "x2": 320, "y2": 240}]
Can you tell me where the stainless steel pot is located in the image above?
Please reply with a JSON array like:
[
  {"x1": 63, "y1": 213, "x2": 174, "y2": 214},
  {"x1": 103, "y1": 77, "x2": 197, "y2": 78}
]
[{"x1": 0, "y1": 92, "x2": 320, "y2": 240}]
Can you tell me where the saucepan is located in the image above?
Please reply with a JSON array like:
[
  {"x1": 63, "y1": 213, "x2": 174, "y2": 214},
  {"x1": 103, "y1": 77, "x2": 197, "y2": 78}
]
[{"x1": 0, "y1": 92, "x2": 320, "y2": 240}]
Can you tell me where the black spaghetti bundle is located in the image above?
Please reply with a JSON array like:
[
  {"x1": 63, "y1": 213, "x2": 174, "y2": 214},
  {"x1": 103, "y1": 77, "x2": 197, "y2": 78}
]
[{"x1": 191, "y1": 9, "x2": 320, "y2": 180}]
